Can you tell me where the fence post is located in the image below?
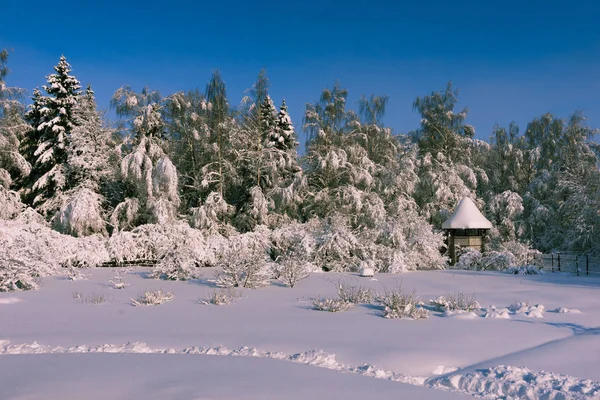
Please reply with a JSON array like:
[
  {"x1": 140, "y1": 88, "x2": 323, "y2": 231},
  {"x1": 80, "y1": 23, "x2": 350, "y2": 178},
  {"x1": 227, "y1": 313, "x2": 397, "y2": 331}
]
[
  {"x1": 587, "y1": 255, "x2": 589, "y2": 276},
  {"x1": 558, "y1": 253, "x2": 561, "y2": 272},
  {"x1": 576, "y1": 256, "x2": 579, "y2": 276},
  {"x1": 551, "y1": 253, "x2": 554, "y2": 273}
]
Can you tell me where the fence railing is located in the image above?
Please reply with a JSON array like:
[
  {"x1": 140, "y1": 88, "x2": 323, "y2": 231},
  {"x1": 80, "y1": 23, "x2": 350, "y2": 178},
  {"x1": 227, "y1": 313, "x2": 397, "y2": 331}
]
[{"x1": 532, "y1": 253, "x2": 600, "y2": 276}]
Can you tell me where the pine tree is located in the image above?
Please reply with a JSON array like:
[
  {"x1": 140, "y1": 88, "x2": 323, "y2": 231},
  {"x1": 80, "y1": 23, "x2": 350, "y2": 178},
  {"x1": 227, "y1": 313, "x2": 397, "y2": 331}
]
[
  {"x1": 21, "y1": 56, "x2": 81, "y2": 216},
  {"x1": 271, "y1": 99, "x2": 297, "y2": 151},
  {"x1": 0, "y1": 49, "x2": 29, "y2": 188},
  {"x1": 68, "y1": 85, "x2": 114, "y2": 188}
]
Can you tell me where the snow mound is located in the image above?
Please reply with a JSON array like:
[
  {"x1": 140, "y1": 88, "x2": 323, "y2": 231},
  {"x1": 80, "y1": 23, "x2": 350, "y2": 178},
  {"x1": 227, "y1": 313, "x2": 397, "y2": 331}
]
[
  {"x1": 484, "y1": 306, "x2": 510, "y2": 319},
  {"x1": 526, "y1": 309, "x2": 544, "y2": 318},
  {"x1": 551, "y1": 307, "x2": 582, "y2": 314},
  {"x1": 432, "y1": 365, "x2": 459, "y2": 375},
  {"x1": 509, "y1": 302, "x2": 545, "y2": 317},
  {"x1": 0, "y1": 340, "x2": 425, "y2": 386},
  {"x1": 441, "y1": 310, "x2": 479, "y2": 319},
  {"x1": 0, "y1": 297, "x2": 22, "y2": 304},
  {"x1": 428, "y1": 365, "x2": 600, "y2": 400}
]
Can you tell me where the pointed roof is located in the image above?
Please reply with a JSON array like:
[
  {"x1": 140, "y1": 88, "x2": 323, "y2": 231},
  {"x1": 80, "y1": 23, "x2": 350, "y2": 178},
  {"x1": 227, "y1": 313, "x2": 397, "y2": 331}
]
[{"x1": 442, "y1": 197, "x2": 492, "y2": 229}]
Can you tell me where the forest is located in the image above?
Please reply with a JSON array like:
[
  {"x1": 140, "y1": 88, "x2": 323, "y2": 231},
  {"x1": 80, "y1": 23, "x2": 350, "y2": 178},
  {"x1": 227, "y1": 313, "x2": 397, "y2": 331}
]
[{"x1": 1, "y1": 50, "x2": 599, "y2": 279}]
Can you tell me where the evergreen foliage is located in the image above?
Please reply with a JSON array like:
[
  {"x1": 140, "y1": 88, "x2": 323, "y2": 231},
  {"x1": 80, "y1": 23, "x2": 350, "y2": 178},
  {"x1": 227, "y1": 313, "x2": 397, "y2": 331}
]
[
  {"x1": 4, "y1": 56, "x2": 600, "y2": 281},
  {"x1": 20, "y1": 56, "x2": 81, "y2": 217}
]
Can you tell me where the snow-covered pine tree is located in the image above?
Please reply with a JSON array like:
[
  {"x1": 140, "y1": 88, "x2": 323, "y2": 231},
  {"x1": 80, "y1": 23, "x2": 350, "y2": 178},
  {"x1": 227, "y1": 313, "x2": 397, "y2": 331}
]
[
  {"x1": 0, "y1": 49, "x2": 30, "y2": 188},
  {"x1": 67, "y1": 85, "x2": 115, "y2": 188},
  {"x1": 52, "y1": 85, "x2": 116, "y2": 237},
  {"x1": 271, "y1": 99, "x2": 298, "y2": 151},
  {"x1": 21, "y1": 56, "x2": 81, "y2": 217}
]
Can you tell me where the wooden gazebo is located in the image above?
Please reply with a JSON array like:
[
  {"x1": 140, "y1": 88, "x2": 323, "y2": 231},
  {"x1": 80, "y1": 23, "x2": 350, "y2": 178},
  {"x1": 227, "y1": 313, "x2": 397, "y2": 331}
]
[{"x1": 442, "y1": 197, "x2": 492, "y2": 265}]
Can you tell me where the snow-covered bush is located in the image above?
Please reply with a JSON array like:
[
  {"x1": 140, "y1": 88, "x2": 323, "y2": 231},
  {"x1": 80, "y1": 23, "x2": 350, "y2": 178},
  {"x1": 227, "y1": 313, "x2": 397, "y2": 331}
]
[
  {"x1": 213, "y1": 256, "x2": 271, "y2": 289},
  {"x1": 270, "y1": 221, "x2": 318, "y2": 270},
  {"x1": 275, "y1": 258, "x2": 309, "y2": 288},
  {"x1": 0, "y1": 261, "x2": 42, "y2": 292},
  {"x1": 150, "y1": 239, "x2": 203, "y2": 281},
  {"x1": 496, "y1": 240, "x2": 542, "y2": 268},
  {"x1": 312, "y1": 297, "x2": 355, "y2": 312},
  {"x1": 456, "y1": 241, "x2": 541, "y2": 271},
  {"x1": 189, "y1": 192, "x2": 236, "y2": 237},
  {"x1": 107, "y1": 222, "x2": 208, "y2": 265},
  {"x1": 0, "y1": 218, "x2": 109, "y2": 291},
  {"x1": 52, "y1": 187, "x2": 107, "y2": 237},
  {"x1": 507, "y1": 265, "x2": 544, "y2": 275},
  {"x1": 456, "y1": 248, "x2": 483, "y2": 270},
  {"x1": 65, "y1": 266, "x2": 90, "y2": 281},
  {"x1": 0, "y1": 187, "x2": 24, "y2": 220},
  {"x1": 430, "y1": 291, "x2": 480, "y2": 312},
  {"x1": 314, "y1": 215, "x2": 364, "y2": 272},
  {"x1": 109, "y1": 271, "x2": 130, "y2": 289},
  {"x1": 480, "y1": 251, "x2": 513, "y2": 270},
  {"x1": 213, "y1": 240, "x2": 271, "y2": 289},
  {"x1": 374, "y1": 285, "x2": 429, "y2": 319},
  {"x1": 376, "y1": 211, "x2": 448, "y2": 272},
  {"x1": 199, "y1": 288, "x2": 241, "y2": 305},
  {"x1": 131, "y1": 289, "x2": 173, "y2": 306},
  {"x1": 336, "y1": 279, "x2": 373, "y2": 304}
]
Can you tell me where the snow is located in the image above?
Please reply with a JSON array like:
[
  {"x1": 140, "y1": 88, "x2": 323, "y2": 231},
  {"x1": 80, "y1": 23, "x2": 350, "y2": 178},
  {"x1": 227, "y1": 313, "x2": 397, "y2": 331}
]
[
  {"x1": 1, "y1": 269, "x2": 599, "y2": 399},
  {"x1": 442, "y1": 197, "x2": 493, "y2": 229},
  {"x1": 0, "y1": 353, "x2": 465, "y2": 400}
]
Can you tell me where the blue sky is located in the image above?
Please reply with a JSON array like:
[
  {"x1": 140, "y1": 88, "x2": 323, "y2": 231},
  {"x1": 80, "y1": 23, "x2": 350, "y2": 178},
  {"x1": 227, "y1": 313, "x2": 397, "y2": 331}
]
[{"x1": 2, "y1": 0, "x2": 600, "y2": 147}]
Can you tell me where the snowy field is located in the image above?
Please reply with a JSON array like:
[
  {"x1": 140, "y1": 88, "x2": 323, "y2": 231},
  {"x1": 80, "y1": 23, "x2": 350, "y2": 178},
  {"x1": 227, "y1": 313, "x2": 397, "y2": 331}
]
[{"x1": 1, "y1": 268, "x2": 600, "y2": 399}]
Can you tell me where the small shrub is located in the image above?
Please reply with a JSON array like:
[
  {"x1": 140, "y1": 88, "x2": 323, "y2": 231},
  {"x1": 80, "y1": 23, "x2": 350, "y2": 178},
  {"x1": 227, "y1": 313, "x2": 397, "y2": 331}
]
[
  {"x1": 480, "y1": 251, "x2": 513, "y2": 270},
  {"x1": 150, "y1": 246, "x2": 202, "y2": 281},
  {"x1": 84, "y1": 293, "x2": 111, "y2": 304},
  {"x1": 507, "y1": 265, "x2": 544, "y2": 275},
  {"x1": 456, "y1": 248, "x2": 483, "y2": 270},
  {"x1": 337, "y1": 279, "x2": 373, "y2": 304},
  {"x1": 131, "y1": 289, "x2": 174, "y2": 306},
  {"x1": 66, "y1": 266, "x2": 90, "y2": 281},
  {"x1": 276, "y1": 258, "x2": 309, "y2": 288},
  {"x1": 430, "y1": 291, "x2": 480, "y2": 312},
  {"x1": 199, "y1": 288, "x2": 241, "y2": 305},
  {"x1": 61, "y1": 257, "x2": 92, "y2": 269},
  {"x1": 213, "y1": 244, "x2": 270, "y2": 289},
  {"x1": 374, "y1": 285, "x2": 429, "y2": 319},
  {"x1": 312, "y1": 297, "x2": 355, "y2": 312},
  {"x1": 109, "y1": 271, "x2": 130, "y2": 289},
  {"x1": 74, "y1": 292, "x2": 112, "y2": 304}
]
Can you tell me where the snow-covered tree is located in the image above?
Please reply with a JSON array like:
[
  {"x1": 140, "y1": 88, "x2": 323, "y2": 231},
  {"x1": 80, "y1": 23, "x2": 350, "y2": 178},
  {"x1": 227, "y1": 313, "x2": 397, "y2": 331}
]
[
  {"x1": 67, "y1": 85, "x2": 115, "y2": 188},
  {"x1": 411, "y1": 81, "x2": 474, "y2": 163},
  {"x1": 51, "y1": 86, "x2": 117, "y2": 237},
  {"x1": 110, "y1": 86, "x2": 180, "y2": 229},
  {"x1": 0, "y1": 49, "x2": 29, "y2": 188},
  {"x1": 20, "y1": 56, "x2": 81, "y2": 217}
]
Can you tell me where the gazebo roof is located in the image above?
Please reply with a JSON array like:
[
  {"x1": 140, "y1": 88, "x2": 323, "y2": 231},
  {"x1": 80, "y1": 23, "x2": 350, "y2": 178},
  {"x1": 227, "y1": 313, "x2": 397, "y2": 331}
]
[{"x1": 442, "y1": 197, "x2": 492, "y2": 229}]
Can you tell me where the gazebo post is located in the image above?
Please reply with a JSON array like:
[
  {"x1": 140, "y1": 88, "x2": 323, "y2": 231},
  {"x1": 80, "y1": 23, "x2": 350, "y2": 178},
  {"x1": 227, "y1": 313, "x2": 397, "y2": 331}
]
[{"x1": 448, "y1": 230, "x2": 456, "y2": 266}]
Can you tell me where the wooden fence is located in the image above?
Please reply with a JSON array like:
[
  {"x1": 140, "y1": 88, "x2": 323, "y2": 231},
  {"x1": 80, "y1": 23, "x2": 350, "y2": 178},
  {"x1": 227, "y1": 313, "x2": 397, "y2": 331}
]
[{"x1": 532, "y1": 253, "x2": 600, "y2": 276}]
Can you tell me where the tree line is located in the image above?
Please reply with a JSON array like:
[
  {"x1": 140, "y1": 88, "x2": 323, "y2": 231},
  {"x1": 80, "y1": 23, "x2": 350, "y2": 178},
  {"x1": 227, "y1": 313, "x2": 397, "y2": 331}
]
[{"x1": 1, "y1": 51, "x2": 599, "y2": 269}]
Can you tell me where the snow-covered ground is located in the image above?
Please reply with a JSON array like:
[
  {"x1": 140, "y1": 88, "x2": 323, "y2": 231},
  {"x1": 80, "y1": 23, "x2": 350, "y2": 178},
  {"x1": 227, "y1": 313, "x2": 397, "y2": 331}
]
[{"x1": 1, "y1": 268, "x2": 599, "y2": 399}]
